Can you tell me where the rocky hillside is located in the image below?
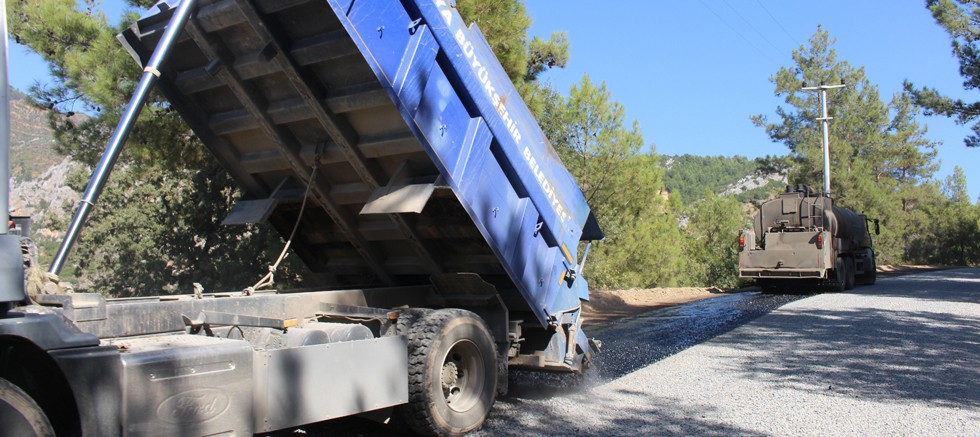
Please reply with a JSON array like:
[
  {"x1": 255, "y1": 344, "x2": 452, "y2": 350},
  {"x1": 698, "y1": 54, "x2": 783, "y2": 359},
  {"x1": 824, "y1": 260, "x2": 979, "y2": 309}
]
[
  {"x1": 8, "y1": 87, "x2": 80, "y2": 231},
  {"x1": 9, "y1": 88, "x2": 63, "y2": 180},
  {"x1": 10, "y1": 158, "x2": 79, "y2": 235},
  {"x1": 662, "y1": 154, "x2": 786, "y2": 204},
  {"x1": 721, "y1": 172, "x2": 787, "y2": 202}
]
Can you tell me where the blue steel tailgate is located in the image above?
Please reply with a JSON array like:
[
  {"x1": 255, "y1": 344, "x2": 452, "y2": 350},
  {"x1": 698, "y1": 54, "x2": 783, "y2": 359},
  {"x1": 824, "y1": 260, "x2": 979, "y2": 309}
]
[{"x1": 119, "y1": 0, "x2": 600, "y2": 327}]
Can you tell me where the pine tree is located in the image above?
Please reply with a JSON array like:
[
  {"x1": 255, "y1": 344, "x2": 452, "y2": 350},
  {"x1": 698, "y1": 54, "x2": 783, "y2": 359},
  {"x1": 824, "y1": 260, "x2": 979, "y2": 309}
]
[
  {"x1": 905, "y1": 0, "x2": 980, "y2": 148},
  {"x1": 931, "y1": 167, "x2": 980, "y2": 264},
  {"x1": 547, "y1": 76, "x2": 686, "y2": 288},
  {"x1": 683, "y1": 193, "x2": 745, "y2": 288},
  {"x1": 753, "y1": 28, "x2": 942, "y2": 265}
]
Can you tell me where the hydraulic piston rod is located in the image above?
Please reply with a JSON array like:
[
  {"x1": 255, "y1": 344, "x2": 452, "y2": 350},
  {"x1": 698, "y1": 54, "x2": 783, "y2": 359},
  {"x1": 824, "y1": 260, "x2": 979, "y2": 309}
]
[{"x1": 50, "y1": 0, "x2": 198, "y2": 274}]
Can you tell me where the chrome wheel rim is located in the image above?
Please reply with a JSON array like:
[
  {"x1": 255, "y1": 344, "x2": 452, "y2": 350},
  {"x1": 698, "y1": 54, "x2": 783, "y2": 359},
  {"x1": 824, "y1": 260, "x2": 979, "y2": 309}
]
[{"x1": 441, "y1": 339, "x2": 485, "y2": 412}]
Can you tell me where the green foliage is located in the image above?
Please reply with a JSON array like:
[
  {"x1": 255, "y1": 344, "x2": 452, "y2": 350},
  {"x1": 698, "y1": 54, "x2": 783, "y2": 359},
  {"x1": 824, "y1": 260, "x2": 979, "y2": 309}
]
[
  {"x1": 905, "y1": 0, "x2": 980, "y2": 147},
  {"x1": 455, "y1": 0, "x2": 530, "y2": 84},
  {"x1": 732, "y1": 185, "x2": 779, "y2": 207},
  {"x1": 9, "y1": 0, "x2": 209, "y2": 170},
  {"x1": 10, "y1": 0, "x2": 155, "y2": 109},
  {"x1": 943, "y1": 165, "x2": 971, "y2": 204},
  {"x1": 683, "y1": 194, "x2": 746, "y2": 288},
  {"x1": 907, "y1": 167, "x2": 980, "y2": 265},
  {"x1": 10, "y1": 0, "x2": 301, "y2": 294},
  {"x1": 455, "y1": 0, "x2": 568, "y2": 86},
  {"x1": 455, "y1": 0, "x2": 569, "y2": 125},
  {"x1": 525, "y1": 32, "x2": 569, "y2": 83},
  {"x1": 753, "y1": 154, "x2": 794, "y2": 177},
  {"x1": 754, "y1": 27, "x2": 943, "y2": 265},
  {"x1": 58, "y1": 163, "x2": 308, "y2": 296},
  {"x1": 546, "y1": 76, "x2": 687, "y2": 288},
  {"x1": 662, "y1": 154, "x2": 759, "y2": 204}
]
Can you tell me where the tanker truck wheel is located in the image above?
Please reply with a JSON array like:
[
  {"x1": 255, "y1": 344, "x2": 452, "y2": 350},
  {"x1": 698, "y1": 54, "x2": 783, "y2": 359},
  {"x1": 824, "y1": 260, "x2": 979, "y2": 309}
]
[
  {"x1": 861, "y1": 254, "x2": 877, "y2": 285},
  {"x1": 398, "y1": 309, "x2": 497, "y2": 436},
  {"x1": 844, "y1": 257, "x2": 856, "y2": 290},
  {"x1": 0, "y1": 377, "x2": 54, "y2": 437},
  {"x1": 830, "y1": 257, "x2": 847, "y2": 292},
  {"x1": 865, "y1": 260, "x2": 877, "y2": 285}
]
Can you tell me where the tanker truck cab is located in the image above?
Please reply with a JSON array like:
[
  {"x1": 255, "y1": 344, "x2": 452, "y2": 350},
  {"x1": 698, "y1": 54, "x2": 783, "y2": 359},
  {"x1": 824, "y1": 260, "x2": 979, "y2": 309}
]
[{"x1": 739, "y1": 184, "x2": 877, "y2": 293}]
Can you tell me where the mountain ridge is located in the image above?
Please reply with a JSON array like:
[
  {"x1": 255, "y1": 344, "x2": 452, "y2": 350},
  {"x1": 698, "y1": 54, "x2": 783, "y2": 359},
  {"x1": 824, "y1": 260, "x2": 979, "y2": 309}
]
[{"x1": 661, "y1": 154, "x2": 786, "y2": 204}]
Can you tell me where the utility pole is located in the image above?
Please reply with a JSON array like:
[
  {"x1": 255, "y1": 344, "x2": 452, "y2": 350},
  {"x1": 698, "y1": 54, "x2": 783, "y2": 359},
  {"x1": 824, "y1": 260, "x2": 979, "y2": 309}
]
[{"x1": 802, "y1": 81, "x2": 846, "y2": 197}]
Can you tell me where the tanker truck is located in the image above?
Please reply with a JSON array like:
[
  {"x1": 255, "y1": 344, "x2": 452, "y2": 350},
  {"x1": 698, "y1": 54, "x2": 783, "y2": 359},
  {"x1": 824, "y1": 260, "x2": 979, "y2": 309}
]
[
  {"x1": 0, "y1": 0, "x2": 604, "y2": 435},
  {"x1": 738, "y1": 184, "x2": 879, "y2": 292}
]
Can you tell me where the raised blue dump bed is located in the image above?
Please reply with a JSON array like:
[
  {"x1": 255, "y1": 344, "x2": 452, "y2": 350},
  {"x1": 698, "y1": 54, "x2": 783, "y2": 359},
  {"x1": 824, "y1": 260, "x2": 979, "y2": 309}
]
[{"x1": 119, "y1": 0, "x2": 601, "y2": 330}]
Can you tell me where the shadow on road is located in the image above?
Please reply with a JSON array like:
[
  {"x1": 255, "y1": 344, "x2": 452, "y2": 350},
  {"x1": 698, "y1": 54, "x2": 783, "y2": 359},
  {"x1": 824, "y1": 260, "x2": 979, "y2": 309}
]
[
  {"x1": 871, "y1": 268, "x2": 980, "y2": 305},
  {"x1": 710, "y1": 272, "x2": 980, "y2": 409},
  {"x1": 473, "y1": 394, "x2": 766, "y2": 436},
  {"x1": 276, "y1": 291, "x2": 808, "y2": 436},
  {"x1": 270, "y1": 270, "x2": 980, "y2": 435}
]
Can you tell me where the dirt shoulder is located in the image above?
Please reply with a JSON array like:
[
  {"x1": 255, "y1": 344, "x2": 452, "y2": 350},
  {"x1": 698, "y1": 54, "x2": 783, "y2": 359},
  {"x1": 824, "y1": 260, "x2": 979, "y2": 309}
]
[
  {"x1": 582, "y1": 287, "x2": 732, "y2": 326},
  {"x1": 582, "y1": 265, "x2": 954, "y2": 327},
  {"x1": 875, "y1": 265, "x2": 950, "y2": 277}
]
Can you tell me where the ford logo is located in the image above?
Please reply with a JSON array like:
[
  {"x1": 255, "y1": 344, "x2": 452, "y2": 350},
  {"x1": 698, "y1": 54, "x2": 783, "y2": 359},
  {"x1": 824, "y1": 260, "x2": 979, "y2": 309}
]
[{"x1": 157, "y1": 388, "x2": 230, "y2": 424}]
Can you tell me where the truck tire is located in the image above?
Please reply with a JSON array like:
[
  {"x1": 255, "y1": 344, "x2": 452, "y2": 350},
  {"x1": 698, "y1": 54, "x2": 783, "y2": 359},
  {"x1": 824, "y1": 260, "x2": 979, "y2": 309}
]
[
  {"x1": 830, "y1": 257, "x2": 847, "y2": 292},
  {"x1": 860, "y1": 253, "x2": 877, "y2": 285},
  {"x1": 0, "y1": 377, "x2": 54, "y2": 437},
  {"x1": 844, "y1": 257, "x2": 856, "y2": 290},
  {"x1": 865, "y1": 260, "x2": 877, "y2": 285},
  {"x1": 398, "y1": 309, "x2": 497, "y2": 436}
]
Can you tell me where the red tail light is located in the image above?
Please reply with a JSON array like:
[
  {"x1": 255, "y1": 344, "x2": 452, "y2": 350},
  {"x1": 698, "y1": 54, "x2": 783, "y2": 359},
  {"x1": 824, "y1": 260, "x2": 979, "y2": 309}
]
[
  {"x1": 816, "y1": 234, "x2": 823, "y2": 249},
  {"x1": 738, "y1": 235, "x2": 745, "y2": 251}
]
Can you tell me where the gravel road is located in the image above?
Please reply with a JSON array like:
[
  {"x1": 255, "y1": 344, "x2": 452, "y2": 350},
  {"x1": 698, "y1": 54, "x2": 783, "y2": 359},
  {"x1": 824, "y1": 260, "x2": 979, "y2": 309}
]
[{"x1": 476, "y1": 268, "x2": 980, "y2": 436}]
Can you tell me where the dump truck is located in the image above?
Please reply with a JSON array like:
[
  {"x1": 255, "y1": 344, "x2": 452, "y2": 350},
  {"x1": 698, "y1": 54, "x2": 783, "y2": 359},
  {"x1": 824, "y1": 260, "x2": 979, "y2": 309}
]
[
  {"x1": 0, "y1": 0, "x2": 603, "y2": 435},
  {"x1": 738, "y1": 184, "x2": 878, "y2": 292}
]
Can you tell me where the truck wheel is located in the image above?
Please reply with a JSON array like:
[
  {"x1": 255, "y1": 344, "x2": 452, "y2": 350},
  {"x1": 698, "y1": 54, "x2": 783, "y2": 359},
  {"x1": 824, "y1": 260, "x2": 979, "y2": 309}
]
[
  {"x1": 830, "y1": 257, "x2": 846, "y2": 292},
  {"x1": 0, "y1": 377, "x2": 54, "y2": 437},
  {"x1": 865, "y1": 259, "x2": 877, "y2": 285},
  {"x1": 844, "y1": 257, "x2": 856, "y2": 290},
  {"x1": 399, "y1": 309, "x2": 497, "y2": 436},
  {"x1": 861, "y1": 254, "x2": 877, "y2": 285}
]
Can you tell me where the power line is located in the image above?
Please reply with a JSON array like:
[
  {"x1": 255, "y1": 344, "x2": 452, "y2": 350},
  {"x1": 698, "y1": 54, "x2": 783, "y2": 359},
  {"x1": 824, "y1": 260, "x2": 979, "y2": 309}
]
[
  {"x1": 697, "y1": 0, "x2": 779, "y2": 66},
  {"x1": 721, "y1": 0, "x2": 783, "y2": 54},
  {"x1": 755, "y1": 0, "x2": 801, "y2": 47}
]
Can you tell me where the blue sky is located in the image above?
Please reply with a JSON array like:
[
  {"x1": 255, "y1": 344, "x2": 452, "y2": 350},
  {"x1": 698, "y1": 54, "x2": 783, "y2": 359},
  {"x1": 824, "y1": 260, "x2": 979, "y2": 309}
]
[
  {"x1": 524, "y1": 1, "x2": 980, "y2": 202},
  {"x1": 6, "y1": 0, "x2": 979, "y2": 201}
]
